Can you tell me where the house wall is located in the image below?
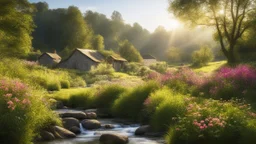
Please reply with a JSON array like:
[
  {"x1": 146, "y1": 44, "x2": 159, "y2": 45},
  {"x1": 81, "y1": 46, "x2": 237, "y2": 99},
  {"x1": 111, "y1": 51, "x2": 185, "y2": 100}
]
[
  {"x1": 38, "y1": 54, "x2": 55, "y2": 67},
  {"x1": 58, "y1": 50, "x2": 98, "y2": 71},
  {"x1": 143, "y1": 59, "x2": 157, "y2": 66}
]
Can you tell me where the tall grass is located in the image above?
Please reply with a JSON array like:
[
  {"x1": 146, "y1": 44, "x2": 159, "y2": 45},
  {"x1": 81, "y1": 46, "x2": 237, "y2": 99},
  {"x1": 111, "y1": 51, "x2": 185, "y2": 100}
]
[
  {"x1": 67, "y1": 89, "x2": 95, "y2": 109},
  {"x1": 150, "y1": 94, "x2": 186, "y2": 131},
  {"x1": 94, "y1": 85, "x2": 126, "y2": 111},
  {"x1": 0, "y1": 58, "x2": 86, "y2": 91},
  {"x1": 112, "y1": 81, "x2": 160, "y2": 121}
]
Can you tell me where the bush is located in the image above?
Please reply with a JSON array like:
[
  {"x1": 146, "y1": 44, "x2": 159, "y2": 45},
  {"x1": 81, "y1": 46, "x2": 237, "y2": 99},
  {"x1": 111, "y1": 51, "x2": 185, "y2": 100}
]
[
  {"x1": 119, "y1": 40, "x2": 143, "y2": 62},
  {"x1": 60, "y1": 80, "x2": 70, "y2": 89},
  {"x1": 144, "y1": 87, "x2": 175, "y2": 116},
  {"x1": 204, "y1": 65, "x2": 256, "y2": 100},
  {"x1": 192, "y1": 46, "x2": 214, "y2": 67},
  {"x1": 150, "y1": 94, "x2": 186, "y2": 131},
  {"x1": 123, "y1": 62, "x2": 141, "y2": 75},
  {"x1": 165, "y1": 98, "x2": 255, "y2": 144},
  {"x1": 112, "y1": 81, "x2": 160, "y2": 121},
  {"x1": 0, "y1": 79, "x2": 60, "y2": 144},
  {"x1": 94, "y1": 85, "x2": 126, "y2": 110},
  {"x1": 150, "y1": 62, "x2": 168, "y2": 73},
  {"x1": 47, "y1": 80, "x2": 61, "y2": 91},
  {"x1": 89, "y1": 63, "x2": 115, "y2": 76},
  {"x1": 67, "y1": 89, "x2": 95, "y2": 108}
]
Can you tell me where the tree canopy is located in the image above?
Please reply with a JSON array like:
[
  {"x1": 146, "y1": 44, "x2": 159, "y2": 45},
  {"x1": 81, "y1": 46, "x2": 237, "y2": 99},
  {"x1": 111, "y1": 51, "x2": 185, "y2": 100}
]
[
  {"x1": 0, "y1": 0, "x2": 34, "y2": 57},
  {"x1": 169, "y1": 0, "x2": 256, "y2": 64},
  {"x1": 119, "y1": 40, "x2": 143, "y2": 62}
]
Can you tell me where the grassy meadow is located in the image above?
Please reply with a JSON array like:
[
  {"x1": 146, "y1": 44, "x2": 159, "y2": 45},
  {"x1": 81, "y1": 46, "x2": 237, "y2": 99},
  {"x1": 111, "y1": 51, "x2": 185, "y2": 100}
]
[{"x1": 1, "y1": 58, "x2": 256, "y2": 144}]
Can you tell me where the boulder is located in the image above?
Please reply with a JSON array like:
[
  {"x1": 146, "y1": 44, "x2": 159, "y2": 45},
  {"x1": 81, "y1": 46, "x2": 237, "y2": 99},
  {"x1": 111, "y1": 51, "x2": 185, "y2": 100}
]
[
  {"x1": 135, "y1": 125, "x2": 151, "y2": 136},
  {"x1": 53, "y1": 126, "x2": 76, "y2": 138},
  {"x1": 86, "y1": 112, "x2": 97, "y2": 119},
  {"x1": 59, "y1": 112, "x2": 87, "y2": 120},
  {"x1": 104, "y1": 124, "x2": 114, "y2": 129},
  {"x1": 62, "y1": 117, "x2": 80, "y2": 130},
  {"x1": 81, "y1": 119, "x2": 101, "y2": 130},
  {"x1": 69, "y1": 126, "x2": 81, "y2": 134},
  {"x1": 40, "y1": 131, "x2": 55, "y2": 141},
  {"x1": 99, "y1": 133, "x2": 128, "y2": 144}
]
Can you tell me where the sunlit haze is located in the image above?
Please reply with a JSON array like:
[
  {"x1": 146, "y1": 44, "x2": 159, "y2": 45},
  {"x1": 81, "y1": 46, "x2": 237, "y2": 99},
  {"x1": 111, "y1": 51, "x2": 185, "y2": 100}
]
[{"x1": 29, "y1": 0, "x2": 182, "y2": 32}]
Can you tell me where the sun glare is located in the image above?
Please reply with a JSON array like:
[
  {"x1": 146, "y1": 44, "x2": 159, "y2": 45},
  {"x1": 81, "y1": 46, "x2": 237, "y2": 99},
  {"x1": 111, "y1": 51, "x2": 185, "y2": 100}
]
[
  {"x1": 219, "y1": 9, "x2": 225, "y2": 15},
  {"x1": 169, "y1": 19, "x2": 181, "y2": 30}
]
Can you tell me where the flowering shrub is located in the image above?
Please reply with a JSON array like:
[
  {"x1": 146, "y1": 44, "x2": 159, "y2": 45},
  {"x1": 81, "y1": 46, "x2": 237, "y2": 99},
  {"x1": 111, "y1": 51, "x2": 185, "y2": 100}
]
[
  {"x1": 166, "y1": 98, "x2": 256, "y2": 144},
  {"x1": 0, "y1": 79, "x2": 31, "y2": 111},
  {"x1": 0, "y1": 79, "x2": 60, "y2": 144},
  {"x1": 206, "y1": 65, "x2": 256, "y2": 100},
  {"x1": 147, "y1": 67, "x2": 207, "y2": 94}
]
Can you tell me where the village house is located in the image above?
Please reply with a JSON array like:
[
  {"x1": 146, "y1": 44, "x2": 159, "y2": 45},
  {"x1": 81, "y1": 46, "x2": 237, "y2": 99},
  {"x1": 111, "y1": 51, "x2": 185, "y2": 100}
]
[
  {"x1": 38, "y1": 52, "x2": 61, "y2": 67},
  {"x1": 57, "y1": 48, "x2": 105, "y2": 71},
  {"x1": 142, "y1": 54, "x2": 157, "y2": 66},
  {"x1": 106, "y1": 55, "x2": 127, "y2": 71}
]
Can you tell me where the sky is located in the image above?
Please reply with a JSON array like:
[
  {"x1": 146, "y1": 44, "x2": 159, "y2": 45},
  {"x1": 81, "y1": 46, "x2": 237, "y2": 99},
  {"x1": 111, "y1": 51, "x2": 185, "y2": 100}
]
[{"x1": 28, "y1": 0, "x2": 181, "y2": 32}]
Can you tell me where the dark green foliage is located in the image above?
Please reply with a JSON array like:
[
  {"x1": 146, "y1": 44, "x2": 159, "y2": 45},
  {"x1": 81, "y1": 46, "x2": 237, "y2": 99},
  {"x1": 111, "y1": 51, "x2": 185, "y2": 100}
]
[
  {"x1": 32, "y1": 4, "x2": 94, "y2": 56},
  {"x1": 60, "y1": 80, "x2": 70, "y2": 89}
]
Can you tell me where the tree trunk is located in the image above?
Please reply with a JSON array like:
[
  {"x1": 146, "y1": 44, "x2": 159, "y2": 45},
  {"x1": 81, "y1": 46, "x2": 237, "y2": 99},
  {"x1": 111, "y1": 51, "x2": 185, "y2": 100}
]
[{"x1": 227, "y1": 44, "x2": 238, "y2": 65}]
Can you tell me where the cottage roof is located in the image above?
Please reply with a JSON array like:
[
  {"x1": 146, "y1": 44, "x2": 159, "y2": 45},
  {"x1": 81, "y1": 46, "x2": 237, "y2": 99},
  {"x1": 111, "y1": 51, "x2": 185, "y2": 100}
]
[
  {"x1": 142, "y1": 54, "x2": 156, "y2": 59},
  {"x1": 39, "y1": 52, "x2": 61, "y2": 60},
  {"x1": 109, "y1": 55, "x2": 127, "y2": 62},
  {"x1": 76, "y1": 48, "x2": 104, "y2": 63}
]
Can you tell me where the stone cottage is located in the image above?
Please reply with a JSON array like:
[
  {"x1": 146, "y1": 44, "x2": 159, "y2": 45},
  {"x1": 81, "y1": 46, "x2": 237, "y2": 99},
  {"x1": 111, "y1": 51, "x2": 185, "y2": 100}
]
[
  {"x1": 142, "y1": 54, "x2": 157, "y2": 66},
  {"x1": 38, "y1": 52, "x2": 61, "y2": 67},
  {"x1": 106, "y1": 55, "x2": 127, "y2": 71},
  {"x1": 58, "y1": 48, "x2": 104, "y2": 71}
]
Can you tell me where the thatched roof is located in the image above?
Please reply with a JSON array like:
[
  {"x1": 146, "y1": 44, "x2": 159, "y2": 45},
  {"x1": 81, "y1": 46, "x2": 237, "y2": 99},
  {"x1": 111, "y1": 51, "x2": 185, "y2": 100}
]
[
  {"x1": 142, "y1": 54, "x2": 156, "y2": 59},
  {"x1": 109, "y1": 55, "x2": 127, "y2": 62},
  {"x1": 39, "y1": 52, "x2": 61, "y2": 60},
  {"x1": 76, "y1": 48, "x2": 104, "y2": 63}
]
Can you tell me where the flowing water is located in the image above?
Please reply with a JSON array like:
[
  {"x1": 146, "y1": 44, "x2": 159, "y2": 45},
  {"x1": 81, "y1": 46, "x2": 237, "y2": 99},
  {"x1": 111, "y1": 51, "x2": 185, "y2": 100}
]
[{"x1": 38, "y1": 110, "x2": 165, "y2": 144}]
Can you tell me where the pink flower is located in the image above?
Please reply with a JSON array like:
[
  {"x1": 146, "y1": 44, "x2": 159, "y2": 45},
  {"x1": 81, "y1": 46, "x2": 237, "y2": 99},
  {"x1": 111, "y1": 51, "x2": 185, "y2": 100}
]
[
  {"x1": 208, "y1": 123, "x2": 213, "y2": 127},
  {"x1": 4, "y1": 93, "x2": 12, "y2": 98},
  {"x1": 13, "y1": 97, "x2": 20, "y2": 102},
  {"x1": 200, "y1": 126, "x2": 205, "y2": 130}
]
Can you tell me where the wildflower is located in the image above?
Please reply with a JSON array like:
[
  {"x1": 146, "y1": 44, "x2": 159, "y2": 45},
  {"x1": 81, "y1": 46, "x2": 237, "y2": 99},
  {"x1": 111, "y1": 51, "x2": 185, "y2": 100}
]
[
  {"x1": 4, "y1": 93, "x2": 12, "y2": 98},
  {"x1": 13, "y1": 97, "x2": 20, "y2": 102}
]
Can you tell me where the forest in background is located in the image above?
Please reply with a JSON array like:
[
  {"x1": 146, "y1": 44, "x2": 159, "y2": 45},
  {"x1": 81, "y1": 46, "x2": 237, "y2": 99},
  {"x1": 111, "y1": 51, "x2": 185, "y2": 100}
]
[
  {"x1": 1, "y1": 1, "x2": 256, "y2": 63},
  {"x1": 32, "y1": 2, "x2": 221, "y2": 62}
]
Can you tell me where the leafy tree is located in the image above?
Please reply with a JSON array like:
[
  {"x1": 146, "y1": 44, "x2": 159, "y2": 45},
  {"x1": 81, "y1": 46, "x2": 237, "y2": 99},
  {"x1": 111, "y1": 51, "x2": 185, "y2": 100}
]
[
  {"x1": 92, "y1": 35, "x2": 104, "y2": 50},
  {"x1": 0, "y1": 0, "x2": 34, "y2": 57},
  {"x1": 192, "y1": 45, "x2": 214, "y2": 67},
  {"x1": 32, "y1": 4, "x2": 94, "y2": 56},
  {"x1": 119, "y1": 40, "x2": 143, "y2": 62},
  {"x1": 169, "y1": 0, "x2": 256, "y2": 64}
]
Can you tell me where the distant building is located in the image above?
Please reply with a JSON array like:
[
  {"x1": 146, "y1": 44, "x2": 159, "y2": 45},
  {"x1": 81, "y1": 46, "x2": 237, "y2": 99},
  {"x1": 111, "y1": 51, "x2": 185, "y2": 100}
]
[
  {"x1": 142, "y1": 54, "x2": 157, "y2": 66},
  {"x1": 38, "y1": 52, "x2": 61, "y2": 67},
  {"x1": 58, "y1": 48, "x2": 104, "y2": 71},
  {"x1": 107, "y1": 55, "x2": 127, "y2": 71}
]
